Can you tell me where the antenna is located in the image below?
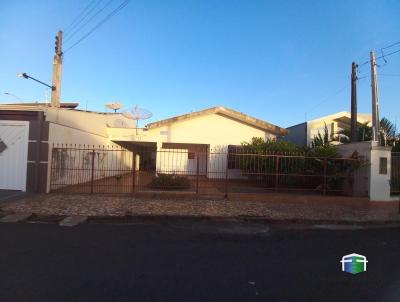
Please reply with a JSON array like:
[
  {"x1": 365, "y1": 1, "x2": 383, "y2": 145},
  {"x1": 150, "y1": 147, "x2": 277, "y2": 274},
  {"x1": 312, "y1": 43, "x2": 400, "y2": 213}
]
[
  {"x1": 105, "y1": 102, "x2": 124, "y2": 113},
  {"x1": 121, "y1": 105, "x2": 153, "y2": 134}
]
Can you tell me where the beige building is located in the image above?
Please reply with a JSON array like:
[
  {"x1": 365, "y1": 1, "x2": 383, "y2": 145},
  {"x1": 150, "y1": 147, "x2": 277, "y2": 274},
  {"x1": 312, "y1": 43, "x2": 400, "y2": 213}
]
[
  {"x1": 0, "y1": 103, "x2": 286, "y2": 192},
  {"x1": 285, "y1": 111, "x2": 372, "y2": 147}
]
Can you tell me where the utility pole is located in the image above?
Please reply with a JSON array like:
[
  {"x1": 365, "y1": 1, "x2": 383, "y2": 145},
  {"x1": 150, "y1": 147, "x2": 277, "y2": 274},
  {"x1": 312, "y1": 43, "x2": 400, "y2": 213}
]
[
  {"x1": 370, "y1": 51, "x2": 380, "y2": 142},
  {"x1": 51, "y1": 30, "x2": 63, "y2": 108},
  {"x1": 350, "y1": 62, "x2": 358, "y2": 142}
]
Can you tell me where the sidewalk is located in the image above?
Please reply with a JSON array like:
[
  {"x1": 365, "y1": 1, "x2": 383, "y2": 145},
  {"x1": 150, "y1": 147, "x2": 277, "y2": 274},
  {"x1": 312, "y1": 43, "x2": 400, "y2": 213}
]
[{"x1": 1, "y1": 193, "x2": 399, "y2": 225}]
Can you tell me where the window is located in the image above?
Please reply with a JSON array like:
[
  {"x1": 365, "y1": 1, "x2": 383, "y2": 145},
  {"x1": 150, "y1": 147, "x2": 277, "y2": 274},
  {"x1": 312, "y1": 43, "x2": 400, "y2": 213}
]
[
  {"x1": 188, "y1": 152, "x2": 195, "y2": 160},
  {"x1": 379, "y1": 157, "x2": 387, "y2": 174}
]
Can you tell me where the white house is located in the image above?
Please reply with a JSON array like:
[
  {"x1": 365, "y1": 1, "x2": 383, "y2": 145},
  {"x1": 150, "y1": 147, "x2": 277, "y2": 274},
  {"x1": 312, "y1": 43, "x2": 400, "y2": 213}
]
[
  {"x1": 285, "y1": 111, "x2": 372, "y2": 147},
  {"x1": 0, "y1": 103, "x2": 287, "y2": 192}
]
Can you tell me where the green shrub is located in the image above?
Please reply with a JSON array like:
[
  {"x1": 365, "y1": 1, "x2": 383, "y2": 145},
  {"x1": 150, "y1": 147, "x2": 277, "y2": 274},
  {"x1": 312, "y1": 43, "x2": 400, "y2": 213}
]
[
  {"x1": 241, "y1": 137, "x2": 300, "y2": 153},
  {"x1": 306, "y1": 145, "x2": 339, "y2": 158},
  {"x1": 149, "y1": 174, "x2": 191, "y2": 190},
  {"x1": 235, "y1": 137, "x2": 361, "y2": 192}
]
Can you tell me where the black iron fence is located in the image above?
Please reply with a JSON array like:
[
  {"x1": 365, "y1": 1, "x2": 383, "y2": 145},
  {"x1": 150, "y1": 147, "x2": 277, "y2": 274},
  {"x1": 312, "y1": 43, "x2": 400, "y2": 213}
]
[
  {"x1": 391, "y1": 152, "x2": 400, "y2": 195},
  {"x1": 50, "y1": 145, "x2": 360, "y2": 196},
  {"x1": 50, "y1": 145, "x2": 133, "y2": 194}
]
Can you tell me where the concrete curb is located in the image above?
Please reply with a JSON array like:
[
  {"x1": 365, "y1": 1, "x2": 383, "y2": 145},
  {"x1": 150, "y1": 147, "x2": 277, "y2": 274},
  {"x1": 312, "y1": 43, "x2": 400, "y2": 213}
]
[
  {"x1": 0, "y1": 212, "x2": 33, "y2": 223},
  {"x1": 87, "y1": 214, "x2": 400, "y2": 228},
  {"x1": 1, "y1": 211, "x2": 400, "y2": 228},
  {"x1": 59, "y1": 215, "x2": 88, "y2": 227}
]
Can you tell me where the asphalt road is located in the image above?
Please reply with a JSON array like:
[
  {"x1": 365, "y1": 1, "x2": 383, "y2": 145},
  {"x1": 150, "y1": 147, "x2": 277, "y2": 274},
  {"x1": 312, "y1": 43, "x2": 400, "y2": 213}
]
[{"x1": 1, "y1": 220, "x2": 400, "y2": 302}]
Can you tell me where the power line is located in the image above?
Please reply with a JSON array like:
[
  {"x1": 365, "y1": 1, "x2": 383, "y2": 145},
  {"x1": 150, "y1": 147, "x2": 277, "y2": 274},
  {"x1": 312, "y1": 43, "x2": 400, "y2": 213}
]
[
  {"x1": 376, "y1": 48, "x2": 400, "y2": 61},
  {"x1": 381, "y1": 41, "x2": 400, "y2": 50},
  {"x1": 64, "y1": 0, "x2": 115, "y2": 44},
  {"x1": 359, "y1": 47, "x2": 400, "y2": 67},
  {"x1": 304, "y1": 75, "x2": 368, "y2": 120},
  {"x1": 64, "y1": 0, "x2": 98, "y2": 33},
  {"x1": 380, "y1": 73, "x2": 400, "y2": 77},
  {"x1": 64, "y1": 0, "x2": 104, "y2": 39},
  {"x1": 64, "y1": 0, "x2": 129, "y2": 53},
  {"x1": 306, "y1": 82, "x2": 350, "y2": 115}
]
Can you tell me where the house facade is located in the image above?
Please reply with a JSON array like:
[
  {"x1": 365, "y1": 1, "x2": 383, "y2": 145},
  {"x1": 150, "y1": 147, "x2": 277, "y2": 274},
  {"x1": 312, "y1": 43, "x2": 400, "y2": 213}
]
[
  {"x1": 284, "y1": 111, "x2": 372, "y2": 147},
  {"x1": 0, "y1": 104, "x2": 286, "y2": 192}
]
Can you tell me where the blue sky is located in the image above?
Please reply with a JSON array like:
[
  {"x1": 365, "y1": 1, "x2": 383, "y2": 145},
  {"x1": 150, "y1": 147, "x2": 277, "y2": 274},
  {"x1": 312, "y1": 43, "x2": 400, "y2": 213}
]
[{"x1": 0, "y1": 0, "x2": 399, "y2": 127}]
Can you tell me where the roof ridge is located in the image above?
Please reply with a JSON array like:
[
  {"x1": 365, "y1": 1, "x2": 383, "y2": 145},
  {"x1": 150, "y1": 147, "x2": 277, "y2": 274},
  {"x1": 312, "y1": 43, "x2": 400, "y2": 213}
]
[{"x1": 146, "y1": 106, "x2": 287, "y2": 136}]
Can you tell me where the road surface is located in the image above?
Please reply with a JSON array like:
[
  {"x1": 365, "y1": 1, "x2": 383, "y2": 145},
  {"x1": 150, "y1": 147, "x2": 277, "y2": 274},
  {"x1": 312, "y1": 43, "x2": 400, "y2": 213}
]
[{"x1": 1, "y1": 220, "x2": 399, "y2": 302}]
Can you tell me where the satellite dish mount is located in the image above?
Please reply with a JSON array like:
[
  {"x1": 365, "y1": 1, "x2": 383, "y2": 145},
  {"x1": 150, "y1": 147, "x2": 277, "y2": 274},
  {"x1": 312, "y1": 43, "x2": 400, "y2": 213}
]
[{"x1": 122, "y1": 105, "x2": 153, "y2": 134}]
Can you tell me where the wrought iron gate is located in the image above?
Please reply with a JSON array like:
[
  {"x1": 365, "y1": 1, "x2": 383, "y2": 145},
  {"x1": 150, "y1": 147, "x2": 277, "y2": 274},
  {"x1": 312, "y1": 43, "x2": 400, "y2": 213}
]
[
  {"x1": 391, "y1": 152, "x2": 400, "y2": 195},
  {"x1": 50, "y1": 145, "x2": 359, "y2": 196}
]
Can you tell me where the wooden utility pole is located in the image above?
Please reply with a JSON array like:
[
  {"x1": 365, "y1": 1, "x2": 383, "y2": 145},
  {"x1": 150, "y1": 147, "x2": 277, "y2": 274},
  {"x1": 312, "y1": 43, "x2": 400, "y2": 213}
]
[
  {"x1": 51, "y1": 30, "x2": 63, "y2": 108},
  {"x1": 370, "y1": 51, "x2": 380, "y2": 142},
  {"x1": 350, "y1": 62, "x2": 358, "y2": 142}
]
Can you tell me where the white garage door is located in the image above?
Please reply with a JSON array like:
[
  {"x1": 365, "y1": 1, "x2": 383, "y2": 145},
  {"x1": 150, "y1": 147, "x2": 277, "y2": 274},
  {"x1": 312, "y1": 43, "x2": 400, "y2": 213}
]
[{"x1": 0, "y1": 120, "x2": 29, "y2": 191}]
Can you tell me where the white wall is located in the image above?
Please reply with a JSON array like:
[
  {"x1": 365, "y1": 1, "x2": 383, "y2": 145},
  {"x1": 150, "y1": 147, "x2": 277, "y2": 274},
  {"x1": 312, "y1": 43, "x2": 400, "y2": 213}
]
[
  {"x1": 147, "y1": 113, "x2": 275, "y2": 149},
  {"x1": 369, "y1": 144, "x2": 394, "y2": 201},
  {"x1": 45, "y1": 109, "x2": 279, "y2": 188},
  {"x1": 337, "y1": 142, "x2": 371, "y2": 197},
  {"x1": 45, "y1": 109, "x2": 134, "y2": 192},
  {"x1": 111, "y1": 112, "x2": 278, "y2": 179},
  {"x1": 338, "y1": 141, "x2": 398, "y2": 202},
  {"x1": 155, "y1": 148, "x2": 207, "y2": 176},
  {"x1": 45, "y1": 108, "x2": 136, "y2": 141}
]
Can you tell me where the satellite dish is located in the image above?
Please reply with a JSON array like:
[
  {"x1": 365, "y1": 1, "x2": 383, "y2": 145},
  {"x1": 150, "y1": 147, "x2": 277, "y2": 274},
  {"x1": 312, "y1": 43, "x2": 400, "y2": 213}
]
[
  {"x1": 122, "y1": 105, "x2": 153, "y2": 134},
  {"x1": 131, "y1": 105, "x2": 153, "y2": 120},
  {"x1": 122, "y1": 111, "x2": 134, "y2": 119},
  {"x1": 105, "y1": 102, "x2": 124, "y2": 113}
]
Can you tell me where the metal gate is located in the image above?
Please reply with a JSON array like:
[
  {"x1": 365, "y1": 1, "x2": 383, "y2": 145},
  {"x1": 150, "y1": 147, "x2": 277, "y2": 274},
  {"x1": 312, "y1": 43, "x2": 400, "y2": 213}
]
[
  {"x1": 0, "y1": 120, "x2": 29, "y2": 191},
  {"x1": 391, "y1": 152, "x2": 400, "y2": 195},
  {"x1": 50, "y1": 145, "x2": 359, "y2": 196},
  {"x1": 50, "y1": 146, "x2": 134, "y2": 193}
]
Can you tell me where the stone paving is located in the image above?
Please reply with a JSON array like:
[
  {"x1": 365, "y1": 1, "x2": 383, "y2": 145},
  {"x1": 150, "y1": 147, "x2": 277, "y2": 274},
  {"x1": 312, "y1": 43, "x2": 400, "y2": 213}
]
[{"x1": 1, "y1": 194, "x2": 399, "y2": 223}]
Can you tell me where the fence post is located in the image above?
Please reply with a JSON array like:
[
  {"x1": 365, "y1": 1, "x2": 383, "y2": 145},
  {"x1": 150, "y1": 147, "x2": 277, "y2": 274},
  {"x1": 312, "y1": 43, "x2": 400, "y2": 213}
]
[
  {"x1": 275, "y1": 155, "x2": 280, "y2": 191},
  {"x1": 195, "y1": 155, "x2": 200, "y2": 195},
  {"x1": 323, "y1": 158, "x2": 327, "y2": 195},
  {"x1": 132, "y1": 153, "x2": 136, "y2": 194},
  {"x1": 224, "y1": 152, "x2": 229, "y2": 198},
  {"x1": 90, "y1": 149, "x2": 95, "y2": 193}
]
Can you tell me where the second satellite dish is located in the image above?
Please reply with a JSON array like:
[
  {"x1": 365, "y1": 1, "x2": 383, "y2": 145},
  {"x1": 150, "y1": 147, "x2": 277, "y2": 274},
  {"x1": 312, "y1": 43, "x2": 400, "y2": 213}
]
[
  {"x1": 105, "y1": 102, "x2": 124, "y2": 113},
  {"x1": 122, "y1": 105, "x2": 153, "y2": 133}
]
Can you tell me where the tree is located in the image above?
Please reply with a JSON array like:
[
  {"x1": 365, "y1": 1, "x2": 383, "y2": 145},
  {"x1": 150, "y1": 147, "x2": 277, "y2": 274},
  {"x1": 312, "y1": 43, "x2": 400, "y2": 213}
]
[
  {"x1": 311, "y1": 123, "x2": 330, "y2": 148},
  {"x1": 380, "y1": 117, "x2": 397, "y2": 146},
  {"x1": 334, "y1": 122, "x2": 372, "y2": 143},
  {"x1": 333, "y1": 118, "x2": 399, "y2": 145}
]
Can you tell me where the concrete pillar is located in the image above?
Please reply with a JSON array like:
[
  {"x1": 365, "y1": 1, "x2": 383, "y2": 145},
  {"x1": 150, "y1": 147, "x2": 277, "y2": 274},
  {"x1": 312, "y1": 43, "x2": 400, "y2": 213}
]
[
  {"x1": 369, "y1": 142, "x2": 392, "y2": 201},
  {"x1": 337, "y1": 141, "x2": 398, "y2": 202}
]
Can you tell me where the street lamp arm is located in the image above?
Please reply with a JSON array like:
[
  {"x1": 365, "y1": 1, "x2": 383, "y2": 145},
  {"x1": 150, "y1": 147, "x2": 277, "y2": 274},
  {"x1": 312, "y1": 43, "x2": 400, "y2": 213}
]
[
  {"x1": 17, "y1": 73, "x2": 55, "y2": 90},
  {"x1": 26, "y1": 75, "x2": 55, "y2": 90}
]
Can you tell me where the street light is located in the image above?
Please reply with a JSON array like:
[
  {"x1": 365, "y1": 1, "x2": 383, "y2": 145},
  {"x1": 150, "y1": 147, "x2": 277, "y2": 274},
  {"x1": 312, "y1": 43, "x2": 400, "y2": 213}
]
[
  {"x1": 17, "y1": 73, "x2": 55, "y2": 91},
  {"x1": 4, "y1": 92, "x2": 23, "y2": 102}
]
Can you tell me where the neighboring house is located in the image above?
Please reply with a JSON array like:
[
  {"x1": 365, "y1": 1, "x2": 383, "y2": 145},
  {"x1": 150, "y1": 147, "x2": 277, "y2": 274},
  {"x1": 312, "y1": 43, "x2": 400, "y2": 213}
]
[
  {"x1": 0, "y1": 103, "x2": 79, "y2": 193},
  {"x1": 0, "y1": 103, "x2": 286, "y2": 192},
  {"x1": 284, "y1": 111, "x2": 372, "y2": 147}
]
